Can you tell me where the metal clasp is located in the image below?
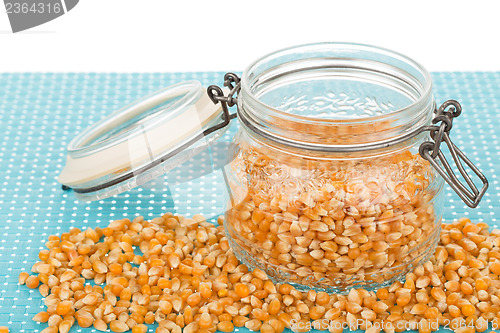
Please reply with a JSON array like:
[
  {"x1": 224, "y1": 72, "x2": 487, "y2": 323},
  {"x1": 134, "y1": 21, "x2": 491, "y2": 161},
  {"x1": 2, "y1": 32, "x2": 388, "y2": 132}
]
[
  {"x1": 207, "y1": 72, "x2": 240, "y2": 125},
  {"x1": 419, "y1": 100, "x2": 488, "y2": 208}
]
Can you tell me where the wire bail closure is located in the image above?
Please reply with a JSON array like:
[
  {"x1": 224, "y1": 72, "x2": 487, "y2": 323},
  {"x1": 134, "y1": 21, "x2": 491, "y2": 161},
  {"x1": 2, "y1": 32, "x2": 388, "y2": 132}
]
[
  {"x1": 419, "y1": 100, "x2": 488, "y2": 208},
  {"x1": 208, "y1": 74, "x2": 488, "y2": 209},
  {"x1": 207, "y1": 72, "x2": 240, "y2": 122}
]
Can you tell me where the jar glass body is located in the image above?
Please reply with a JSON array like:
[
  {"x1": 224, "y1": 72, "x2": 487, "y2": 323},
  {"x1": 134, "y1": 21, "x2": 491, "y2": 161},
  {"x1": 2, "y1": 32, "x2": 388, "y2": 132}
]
[{"x1": 222, "y1": 43, "x2": 445, "y2": 293}]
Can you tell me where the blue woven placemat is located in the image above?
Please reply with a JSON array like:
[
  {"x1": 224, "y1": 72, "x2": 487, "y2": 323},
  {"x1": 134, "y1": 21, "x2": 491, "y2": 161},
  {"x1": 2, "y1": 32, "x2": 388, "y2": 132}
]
[{"x1": 0, "y1": 72, "x2": 498, "y2": 332}]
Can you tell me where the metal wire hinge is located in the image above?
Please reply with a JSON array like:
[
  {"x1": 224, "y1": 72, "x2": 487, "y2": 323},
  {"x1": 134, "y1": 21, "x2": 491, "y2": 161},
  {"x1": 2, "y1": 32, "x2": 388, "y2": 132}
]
[
  {"x1": 419, "y1": 100, "x2": 488, "y2": 208},
  {"x1": 207, "y1": 72, "x2": 240, "y2": 126}
]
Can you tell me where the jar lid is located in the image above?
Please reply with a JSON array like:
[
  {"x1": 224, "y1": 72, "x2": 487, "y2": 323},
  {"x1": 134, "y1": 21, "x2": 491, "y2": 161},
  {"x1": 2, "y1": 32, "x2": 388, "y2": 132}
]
[{"x1": 58, "y1": 81, "x2": 226, "y2": 201}]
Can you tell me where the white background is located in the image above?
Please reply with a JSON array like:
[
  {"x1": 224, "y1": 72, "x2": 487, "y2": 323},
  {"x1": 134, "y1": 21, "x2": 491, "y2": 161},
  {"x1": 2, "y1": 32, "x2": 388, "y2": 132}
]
[{"x1": 0, "y1": 0, "x2": 499, "y2": 72}]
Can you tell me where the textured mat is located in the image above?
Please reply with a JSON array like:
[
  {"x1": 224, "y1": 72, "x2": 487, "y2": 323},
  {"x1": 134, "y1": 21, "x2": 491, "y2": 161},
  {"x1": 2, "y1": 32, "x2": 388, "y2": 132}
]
[{"x1": 0, "y1": 72, "x2": 498, "y2": 332}]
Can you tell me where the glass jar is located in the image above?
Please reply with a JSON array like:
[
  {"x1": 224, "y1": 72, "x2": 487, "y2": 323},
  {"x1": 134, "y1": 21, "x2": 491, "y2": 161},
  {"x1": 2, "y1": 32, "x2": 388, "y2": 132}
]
[
  {"x1": 219, "y1": 43, "x2": 476, "y2": 293},
  {"x1": 59, "y1": 42, "x2": 488, "y2": 293}
]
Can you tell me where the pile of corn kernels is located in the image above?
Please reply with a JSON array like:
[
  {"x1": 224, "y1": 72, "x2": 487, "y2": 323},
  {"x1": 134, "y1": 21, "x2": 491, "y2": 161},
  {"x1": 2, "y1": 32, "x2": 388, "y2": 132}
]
[{"x1": 16, "y1": 214, "x2": 500, "y2": 333}]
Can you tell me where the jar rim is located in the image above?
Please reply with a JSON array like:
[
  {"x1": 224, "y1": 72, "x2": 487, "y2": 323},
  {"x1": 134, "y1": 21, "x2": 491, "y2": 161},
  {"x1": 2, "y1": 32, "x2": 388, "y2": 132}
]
[
  {"x1": 238, "y1": 42, "x2": 435, "y2": 150},
  {"x1": 240, "y1": 42, "x2": 433, "y2": 124}
]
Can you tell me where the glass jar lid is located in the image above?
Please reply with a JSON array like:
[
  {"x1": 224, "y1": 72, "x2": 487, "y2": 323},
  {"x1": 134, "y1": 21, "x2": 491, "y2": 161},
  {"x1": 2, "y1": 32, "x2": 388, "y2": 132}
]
[{"x1": 58, "y1": 81, "x2": 227, "y2": 201}]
